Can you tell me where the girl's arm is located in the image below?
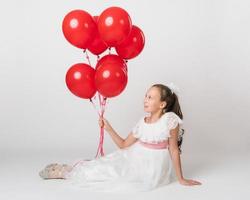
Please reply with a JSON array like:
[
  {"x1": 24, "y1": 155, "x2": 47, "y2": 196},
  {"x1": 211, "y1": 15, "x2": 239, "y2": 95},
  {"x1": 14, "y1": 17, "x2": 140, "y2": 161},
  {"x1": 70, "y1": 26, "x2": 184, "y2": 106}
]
[
  {"x1": 168, "y1": 125, "x2": 202, "y2": 186},
  {"x1": 108, "y1": 129, "x2": 138, "y2": 149},
  {"x1": 106, "y1": 126, "x2": 124, "y2": 149},
  {"x1": 99, "y1": 117, "x2": 138, "y2": 149},
  {"x1": 168, "y1": 125, "x2": 184, "y2": 181}
]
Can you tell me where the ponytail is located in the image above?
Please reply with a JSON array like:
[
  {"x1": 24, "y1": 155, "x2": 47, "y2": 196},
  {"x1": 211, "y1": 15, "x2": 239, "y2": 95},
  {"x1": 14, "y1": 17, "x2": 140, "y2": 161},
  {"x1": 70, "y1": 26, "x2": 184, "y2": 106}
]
[{"x1": 164, "y1": 92, "x2": 183, "y2": 120}]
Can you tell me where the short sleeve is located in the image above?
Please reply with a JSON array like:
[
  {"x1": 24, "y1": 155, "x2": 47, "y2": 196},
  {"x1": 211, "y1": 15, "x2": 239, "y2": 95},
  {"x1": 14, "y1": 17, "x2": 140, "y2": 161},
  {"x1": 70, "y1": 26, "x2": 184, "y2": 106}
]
[
  {"x1": 165, "y1": 112, "x2": 183, "y2": 130},
  {"x1": 131, "y1": 119, "x2": 142, "y2": 138}
]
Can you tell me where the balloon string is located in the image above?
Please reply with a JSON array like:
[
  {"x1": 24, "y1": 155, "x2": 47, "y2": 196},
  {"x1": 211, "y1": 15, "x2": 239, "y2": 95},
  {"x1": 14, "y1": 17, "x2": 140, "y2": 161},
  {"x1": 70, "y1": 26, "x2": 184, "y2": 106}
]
[
  {"x1": 85, "y1": 51, "x2": 107, "y2": 158},
  {"x1": 83, "y1": 50, "x2": 92, "y2": 67},
  {"x1": 97, "y1": 93, "x2": 107, "y2": 157},
  {"x1": 90, "y1": 92, "x2": 107, "y2": 158},
  {"x1": 89, "y1": 101, "x2": 102, "y2": 157},
  {"x1": 89, "y1": 94, "x2": 99, "y2": 114},
  {"x1": 101, "y1": 98, "x2": 107, "y2": 155},
  {"x1": 89, "y1": 94, "x2": 102, "y2": 157}
]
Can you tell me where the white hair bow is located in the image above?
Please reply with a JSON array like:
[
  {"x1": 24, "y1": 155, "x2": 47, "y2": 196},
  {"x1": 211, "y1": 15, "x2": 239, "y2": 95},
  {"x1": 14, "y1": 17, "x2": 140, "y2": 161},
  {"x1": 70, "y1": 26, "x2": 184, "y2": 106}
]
[{"x1": 166, "y1": 82, "x2": 180, "y2": 95}]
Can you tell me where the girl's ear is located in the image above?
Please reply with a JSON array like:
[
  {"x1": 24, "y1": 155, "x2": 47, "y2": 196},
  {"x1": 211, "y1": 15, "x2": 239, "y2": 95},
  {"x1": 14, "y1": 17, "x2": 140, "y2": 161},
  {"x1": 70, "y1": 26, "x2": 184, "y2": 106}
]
[{"x1": 160, "y1": 101, "x2": 167, "y2": 109}]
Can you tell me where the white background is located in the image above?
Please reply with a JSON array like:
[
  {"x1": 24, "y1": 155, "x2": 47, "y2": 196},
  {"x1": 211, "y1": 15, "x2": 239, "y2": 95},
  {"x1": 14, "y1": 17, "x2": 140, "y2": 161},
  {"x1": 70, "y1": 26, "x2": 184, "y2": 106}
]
[{"x1": 0, "y1": 0, "x2": 249, "y2": 199}]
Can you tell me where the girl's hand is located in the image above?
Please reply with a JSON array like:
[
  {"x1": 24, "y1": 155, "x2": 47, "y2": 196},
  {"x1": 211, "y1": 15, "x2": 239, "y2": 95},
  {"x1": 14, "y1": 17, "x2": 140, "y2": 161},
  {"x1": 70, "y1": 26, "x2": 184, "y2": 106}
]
[
  {"x1": 179, "y1": 178, "x2": 202, "y2": 186},
  {"x1": 98, "y1": 117, "x2": 113, "y2": 133}
]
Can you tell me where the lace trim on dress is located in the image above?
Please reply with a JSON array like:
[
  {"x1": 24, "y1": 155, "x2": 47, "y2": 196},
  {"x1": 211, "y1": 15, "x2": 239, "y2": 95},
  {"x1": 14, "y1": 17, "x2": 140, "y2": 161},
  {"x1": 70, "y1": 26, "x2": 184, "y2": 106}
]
[{"x1": 131, "y1": 112, "x2": 183, "y2": 143}]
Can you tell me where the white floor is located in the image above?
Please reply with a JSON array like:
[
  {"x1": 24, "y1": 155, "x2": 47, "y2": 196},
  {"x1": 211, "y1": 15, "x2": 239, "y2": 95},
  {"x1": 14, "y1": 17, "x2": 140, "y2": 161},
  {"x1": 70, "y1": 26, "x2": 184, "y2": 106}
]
[{"x1": 1, "y1": 149, "x2": 249, "y2": 200}]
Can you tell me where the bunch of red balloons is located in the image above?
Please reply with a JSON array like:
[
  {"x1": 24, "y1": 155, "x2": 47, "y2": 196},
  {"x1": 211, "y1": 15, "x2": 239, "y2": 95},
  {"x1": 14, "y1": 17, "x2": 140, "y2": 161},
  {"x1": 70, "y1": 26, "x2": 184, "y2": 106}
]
[{"x1": 62, "y1": 6, "x2": 145, "y2": 99}]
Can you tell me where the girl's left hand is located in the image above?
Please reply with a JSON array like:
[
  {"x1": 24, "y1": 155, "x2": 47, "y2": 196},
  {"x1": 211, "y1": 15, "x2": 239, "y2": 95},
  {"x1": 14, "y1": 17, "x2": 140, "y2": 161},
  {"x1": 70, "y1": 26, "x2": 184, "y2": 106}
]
[
  {"x1": 179, "y1": 178, "x2": 202, "y2": 186},
  {"x1": 98, "y1": 117, "x2": 113, "y2": 133}
]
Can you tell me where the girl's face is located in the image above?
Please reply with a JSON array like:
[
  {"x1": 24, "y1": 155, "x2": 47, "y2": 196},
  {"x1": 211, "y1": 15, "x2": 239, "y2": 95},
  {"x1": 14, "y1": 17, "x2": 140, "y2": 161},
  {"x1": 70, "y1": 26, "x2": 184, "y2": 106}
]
[{"x1": 144, "y1": 87, "x2": 166, "y2": 114}]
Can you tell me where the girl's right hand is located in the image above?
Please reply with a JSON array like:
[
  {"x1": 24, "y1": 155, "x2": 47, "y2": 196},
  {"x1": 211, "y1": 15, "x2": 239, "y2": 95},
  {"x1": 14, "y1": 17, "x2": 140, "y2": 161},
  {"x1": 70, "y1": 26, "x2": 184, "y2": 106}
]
[
  {"x1": 98, "y1": 117, "x2": 113, "y2": 133},
  {"x1": 179, "y1": 178, "x2": 202, "y2": 186}
]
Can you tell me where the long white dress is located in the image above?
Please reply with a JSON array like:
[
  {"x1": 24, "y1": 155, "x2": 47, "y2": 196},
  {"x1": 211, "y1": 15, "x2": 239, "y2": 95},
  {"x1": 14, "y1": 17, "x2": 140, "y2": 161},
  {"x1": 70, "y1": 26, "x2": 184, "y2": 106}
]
[{"x1": 64, "y1": 112, "x2": 183, "y2": 193}]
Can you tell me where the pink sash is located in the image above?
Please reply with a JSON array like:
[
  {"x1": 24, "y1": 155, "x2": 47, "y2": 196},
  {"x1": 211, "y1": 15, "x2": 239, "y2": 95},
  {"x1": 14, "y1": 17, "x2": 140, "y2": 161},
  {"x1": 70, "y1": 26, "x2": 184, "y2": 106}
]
[{"x1": 138, "y1": 140, "x2": 169, "y2": 149}]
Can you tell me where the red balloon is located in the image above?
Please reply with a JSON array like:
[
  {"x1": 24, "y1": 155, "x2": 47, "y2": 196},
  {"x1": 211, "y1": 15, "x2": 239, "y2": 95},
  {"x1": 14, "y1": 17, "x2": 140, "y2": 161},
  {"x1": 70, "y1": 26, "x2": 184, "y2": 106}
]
[
  {"x1": 87, "y1": 16, "x2": 108, "y2": 55},
  {"x1": 65, "y1": 63, "x2": 96, "y2": 99},
  {"x1": 95, "y1": 58, "x2": 128, "y2": 98},
  {"x1": 96, "y1": 54, "x2": 127, "y2": 73},
  {"x1": 115, "y1": 25, "x2": 145, "y2": 59},
  {"x1": 98, "y1": 7, "x2": 132, "y2": 47},
  {"x1": 62, "y1": 10, "x2": 97, "y2": 49}
]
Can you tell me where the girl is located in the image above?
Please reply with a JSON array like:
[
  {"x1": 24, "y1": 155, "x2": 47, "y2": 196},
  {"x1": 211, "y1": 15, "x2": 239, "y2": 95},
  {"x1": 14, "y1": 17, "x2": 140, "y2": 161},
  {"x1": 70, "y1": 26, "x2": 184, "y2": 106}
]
[{"x1": 39, "y1": 83, "x2": 201, "y2": 192}]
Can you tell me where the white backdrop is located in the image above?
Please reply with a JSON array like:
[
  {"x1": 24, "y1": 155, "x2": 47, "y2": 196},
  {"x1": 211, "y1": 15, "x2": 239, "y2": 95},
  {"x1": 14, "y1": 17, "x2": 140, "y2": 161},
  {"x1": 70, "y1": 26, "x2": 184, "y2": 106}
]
[{"x1": 0, "y1": 0, "x2": 249, "y2": 161}]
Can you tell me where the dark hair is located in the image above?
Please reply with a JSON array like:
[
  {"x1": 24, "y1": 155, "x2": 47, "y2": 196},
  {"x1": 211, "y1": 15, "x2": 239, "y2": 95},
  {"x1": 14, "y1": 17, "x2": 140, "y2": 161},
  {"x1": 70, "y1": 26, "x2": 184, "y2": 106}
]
[{"x1": 152, "y1": 83, "x2": 185, "y2": 154}]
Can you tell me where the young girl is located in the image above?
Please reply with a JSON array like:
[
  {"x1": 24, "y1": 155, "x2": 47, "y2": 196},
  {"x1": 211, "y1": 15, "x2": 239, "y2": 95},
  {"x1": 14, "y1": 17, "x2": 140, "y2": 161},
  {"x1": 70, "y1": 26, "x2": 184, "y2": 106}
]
[{"x1": 39, "y1": 83, "x2": 201, "y2": 192}]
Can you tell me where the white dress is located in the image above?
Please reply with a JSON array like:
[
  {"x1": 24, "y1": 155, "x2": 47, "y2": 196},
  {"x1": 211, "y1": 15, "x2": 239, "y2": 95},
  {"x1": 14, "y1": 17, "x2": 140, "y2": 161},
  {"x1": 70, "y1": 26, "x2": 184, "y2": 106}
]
[{"x1": 64, "y1": 112, "x2": 183, "y2": 193}]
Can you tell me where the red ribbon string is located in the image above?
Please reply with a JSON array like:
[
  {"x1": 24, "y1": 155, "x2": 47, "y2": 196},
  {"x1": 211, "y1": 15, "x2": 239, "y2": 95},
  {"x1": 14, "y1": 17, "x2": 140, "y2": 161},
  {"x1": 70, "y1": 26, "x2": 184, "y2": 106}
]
[
  {"x1": 97, "y1": 55, "x2": 100, "y2": 63},
  {"x1": 90, "y1": 92, "x2": 107, "y2": 158},
  {"x1": 85, "y1": 50, "x2": 108, "y2": 159},
  {"x1": 83, "y1": 50, "x2": 92, "y2": 66}
]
